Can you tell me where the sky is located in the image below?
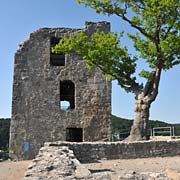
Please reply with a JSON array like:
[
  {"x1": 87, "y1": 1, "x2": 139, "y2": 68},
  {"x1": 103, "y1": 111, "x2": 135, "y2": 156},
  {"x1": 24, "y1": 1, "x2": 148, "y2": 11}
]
[{"x1": 0, "y1": 0, "x2": 179, "y2": 124}]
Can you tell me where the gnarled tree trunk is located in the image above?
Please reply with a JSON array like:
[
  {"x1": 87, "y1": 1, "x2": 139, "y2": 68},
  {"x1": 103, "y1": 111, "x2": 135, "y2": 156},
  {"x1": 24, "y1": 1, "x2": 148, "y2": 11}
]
[
  {"x1": 127, "y1": 93, "x2": 151, "y2": 141},
  {"x1": 127, "y1": 67, "x2": 162, "y2": 141}
]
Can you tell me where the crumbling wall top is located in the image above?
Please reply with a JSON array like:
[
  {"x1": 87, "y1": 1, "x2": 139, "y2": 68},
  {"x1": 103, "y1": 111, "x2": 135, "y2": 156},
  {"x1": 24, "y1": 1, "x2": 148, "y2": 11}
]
[{"x1": 16, "y1": 21, "x2": 110, "y2": 55}]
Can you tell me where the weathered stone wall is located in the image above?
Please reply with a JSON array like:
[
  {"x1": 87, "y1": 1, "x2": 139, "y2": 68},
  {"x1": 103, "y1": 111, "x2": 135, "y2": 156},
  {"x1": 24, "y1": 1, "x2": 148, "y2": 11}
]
[
  {"x1": 46, "y1": 140, "x2": 180, "y2": 162},
  {"x1": 25, "y1": 142, "x2": 177, "y2": 180},
  {"x1": 10, "y1": 22, "x2": 111, "y2": 160},
  {"x1": 25, "y1": 146, "x2": 93, "y2": 180}
]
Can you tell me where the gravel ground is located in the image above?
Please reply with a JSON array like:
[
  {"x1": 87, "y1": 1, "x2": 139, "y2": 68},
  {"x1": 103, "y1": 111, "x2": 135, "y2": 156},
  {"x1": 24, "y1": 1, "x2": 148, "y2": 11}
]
[{"x1": 1, "y1": 156, "x2": 180, "y2": 179}]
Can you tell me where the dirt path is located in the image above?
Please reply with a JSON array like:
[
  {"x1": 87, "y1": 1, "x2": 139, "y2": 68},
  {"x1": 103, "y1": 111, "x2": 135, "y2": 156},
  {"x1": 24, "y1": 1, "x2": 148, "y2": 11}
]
[
  {"x1": 84, "y1": 156, "x2": 180, "y2": 173},
  {"x1": 0, "y1": 160, "x2": 31, "y2": 180},
  {"x1": 1, "y1": 156, "x2": 180, "y2": 180}
]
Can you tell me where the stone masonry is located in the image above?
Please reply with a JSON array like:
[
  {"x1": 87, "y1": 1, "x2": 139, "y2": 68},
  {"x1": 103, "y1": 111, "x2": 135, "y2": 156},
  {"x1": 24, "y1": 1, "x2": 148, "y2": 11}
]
[
  {"x1": 9, "y1": 22, "x2": 111, "y2": 160},
  {"x1": 44, "y1": 140, "x2": 180, "y2": 163},
  {"x1": 24, "y1": 141, "x2": 180, "y2": 180}
]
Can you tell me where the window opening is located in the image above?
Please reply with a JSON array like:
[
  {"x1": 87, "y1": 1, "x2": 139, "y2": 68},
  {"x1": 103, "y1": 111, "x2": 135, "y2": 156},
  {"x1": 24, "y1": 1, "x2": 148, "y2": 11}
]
[
  {"x1": 50, "y1": 37, "x2": 65, "y2": 66},
  {"x1": 66, "y1": 128, "x2": 83, "y2": 142},
  {"x1": 60, "y1": 80, "x2": 75, "y2": 109},
  {"x1": 60, "y1": 101, "x2": 70, "y2": 110}
]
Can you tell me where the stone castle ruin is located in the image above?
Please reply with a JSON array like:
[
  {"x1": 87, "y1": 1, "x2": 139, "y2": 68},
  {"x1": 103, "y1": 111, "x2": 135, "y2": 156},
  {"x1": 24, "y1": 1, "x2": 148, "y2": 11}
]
[{"x1": 9, "y1": 22, "x2": 111, "y2": 160}]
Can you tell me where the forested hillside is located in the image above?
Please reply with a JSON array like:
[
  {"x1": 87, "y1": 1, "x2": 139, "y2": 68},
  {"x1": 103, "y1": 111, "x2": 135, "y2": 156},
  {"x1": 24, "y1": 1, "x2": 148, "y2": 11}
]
[
  {"x1": 0, "y1": 116, "x2": 180, "y2": 150},
  {"x1": 0, "y1": 118, "x2": 10, "y2": 151},
  {"x1": 112, "y1": 115, "x2": 180, "y2": 136}
]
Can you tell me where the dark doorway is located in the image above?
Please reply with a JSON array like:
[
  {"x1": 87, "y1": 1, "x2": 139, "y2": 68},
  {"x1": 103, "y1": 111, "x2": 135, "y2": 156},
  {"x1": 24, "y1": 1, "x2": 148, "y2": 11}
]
[{"x1": 66, "y1": 128, "x2": 83, "y2": 142}]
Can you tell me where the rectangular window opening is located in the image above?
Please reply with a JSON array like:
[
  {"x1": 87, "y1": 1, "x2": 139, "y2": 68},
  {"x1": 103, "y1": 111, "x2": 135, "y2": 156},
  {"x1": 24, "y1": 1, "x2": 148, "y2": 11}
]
[
  {"x1": 66, "y1": 128, "x2": 83, "y2": 142},
  {"x1": 50, "y1": 37, "x2": 65, "y2": 66},
  {"x1": 60, "y1": 80, "x2": 75, "y2": 110}
]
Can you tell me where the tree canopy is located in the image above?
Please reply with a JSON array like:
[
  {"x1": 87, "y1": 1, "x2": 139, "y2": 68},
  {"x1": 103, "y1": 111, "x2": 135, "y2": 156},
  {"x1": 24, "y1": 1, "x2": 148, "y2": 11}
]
[
  {"x1": 53, "y1": 0, "x2": 180, "y2": 140},
  {"x1": 53, "y1": 0, "x2": 180, "y2": 97},
  {"x1": 53, "y1": 31, "x2": 141, "y2": 94}
]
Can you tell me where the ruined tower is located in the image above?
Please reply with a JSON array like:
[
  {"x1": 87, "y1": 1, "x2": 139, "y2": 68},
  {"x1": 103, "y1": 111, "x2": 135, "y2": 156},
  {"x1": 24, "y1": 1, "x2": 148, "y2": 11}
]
[{"x1": 9, "y1": 22, "x2": 111, "y2": 160}]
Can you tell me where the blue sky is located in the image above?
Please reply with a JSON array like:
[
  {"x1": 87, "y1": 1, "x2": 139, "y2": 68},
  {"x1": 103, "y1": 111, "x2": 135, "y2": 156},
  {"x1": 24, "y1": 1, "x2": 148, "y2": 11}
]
[{"x1": 0, "y1": 0, "x2": 179, "y2": 123}]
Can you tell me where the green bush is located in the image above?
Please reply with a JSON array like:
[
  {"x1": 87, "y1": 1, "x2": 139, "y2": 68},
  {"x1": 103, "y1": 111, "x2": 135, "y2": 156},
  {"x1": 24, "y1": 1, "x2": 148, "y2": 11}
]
[
  {"x1": 0, "y1": 118, "x2": 10, "y2": 151},
  {"x1": 111, "y1": 115, "x2": 180, "y2": 136}
]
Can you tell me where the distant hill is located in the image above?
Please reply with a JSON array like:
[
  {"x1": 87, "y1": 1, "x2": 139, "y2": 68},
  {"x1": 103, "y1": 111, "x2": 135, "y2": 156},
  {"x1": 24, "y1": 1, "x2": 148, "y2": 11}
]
[
  {"x1": 112, "y1": 115, "x2": 180, "y2": 136},
  {"x1": 0, "y1": 118, "x2": 10, "y2": 151},
  {"x1": 0, "y1": 116, "x2": 180, "y2": 151}
]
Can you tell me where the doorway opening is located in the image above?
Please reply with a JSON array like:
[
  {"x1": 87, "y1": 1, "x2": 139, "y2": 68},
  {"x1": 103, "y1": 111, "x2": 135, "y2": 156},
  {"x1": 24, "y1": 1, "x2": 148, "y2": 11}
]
[{"x1": 66, "y1": 128, "x2": 83, "y2": 142}]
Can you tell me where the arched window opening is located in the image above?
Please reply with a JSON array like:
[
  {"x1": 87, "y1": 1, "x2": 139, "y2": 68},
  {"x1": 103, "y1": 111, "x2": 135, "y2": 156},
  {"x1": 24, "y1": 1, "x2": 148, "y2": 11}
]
[
  {"x1": 60, "y1": 80, "x2": 75, "y2": 110},
  {"x1": 50, "y1": 37, "x2": 65, "y2": 66}
]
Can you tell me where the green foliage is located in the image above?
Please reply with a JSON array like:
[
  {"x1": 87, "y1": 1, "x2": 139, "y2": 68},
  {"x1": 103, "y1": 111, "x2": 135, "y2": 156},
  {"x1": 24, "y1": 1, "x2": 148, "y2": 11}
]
[
  {"x1": 53, "y1": 1, "x2": 180, "y2": 138},
  {"x1": 173, "y1": 124, "x2": 180, "y2": 136},
  {"x1": 54, "y1": 0, "x2": 180, "y2": 96},
  {"x1": 52, "y1": 30, "x2": 141, "y2": 94},
  {"x1": 0, "y1": 118, "x2": 10, "y2": 151},
  {"x1": 111, "y1": 115, "x2": 133, "y2": 134},
  {"x1": 77, "y1": 0, "x2": 180, "y2": 70},
  {"x1": 139, "y1": 70, "x2": 151, "y2": 79},
  {"x1": 111, "y1": 115, "x2": 180, "y2": 136}
]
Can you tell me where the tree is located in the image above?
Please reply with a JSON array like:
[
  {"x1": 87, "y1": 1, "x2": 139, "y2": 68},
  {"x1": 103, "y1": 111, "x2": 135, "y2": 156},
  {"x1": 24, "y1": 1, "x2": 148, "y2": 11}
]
[
  {"x1": 53, "y1": 0, "x2": 180, "y2": 141},
  {"x1": 0, "y1": 118, "x2": 10, "y2": 151}
]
